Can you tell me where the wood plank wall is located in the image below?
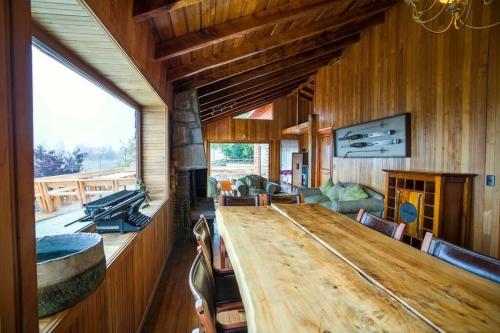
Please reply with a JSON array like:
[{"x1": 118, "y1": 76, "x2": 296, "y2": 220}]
[
  {"x1": 142, "y1": 106, "x2": 169, "y2": 200},
  {"x1": 79, "y1": 0, "x2": 169, "y2": 104},
  {"x1": 313, "y1": 2, "x2": 500, "y2": 257},
  {"x1": 38, "y1": 201, "x2": 174, "y2": 333},
  {"x1": 203, "y1": 97, "x2": 300, "y2": 181}
]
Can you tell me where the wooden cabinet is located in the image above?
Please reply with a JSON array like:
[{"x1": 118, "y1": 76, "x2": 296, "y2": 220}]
[
  {"x1": 383, "y1": 170, "x2": 475, "y2": 249},
  {"x1": 292, "y1": 152, "x2": 308, "y2": 188}
]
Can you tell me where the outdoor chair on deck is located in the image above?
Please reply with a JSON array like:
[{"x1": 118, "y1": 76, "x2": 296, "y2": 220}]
[
  {"x1": 356, "y1": 209, "x2": 406, "y2": 241},
  {"x1": 193, "y1": 216, "x2": 241, "y2": 305},
  {"x1": 218, "y1": 195, "x2": 260, "y2": 268},
  {"x1": 421, "y1": 232, "x2": 500, "y2": 283},
  {"x1": 260, "y1": 193, "x2": 304, "y2": 206},
  {"x1": 189, "y1": 253, "x2": 247, "y2": 333}
]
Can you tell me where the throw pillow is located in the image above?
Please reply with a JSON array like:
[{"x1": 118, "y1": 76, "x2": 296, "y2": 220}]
[
  {"x1": 338, "y1": 184, "x2": 369, "y2": 201},
  {"x1": 319, "y1": 178, "x2": 334, "y2": 195},
  {"x1": 248, "y1": 175, "x2": 263, "y2": 189},
  {"x1": 327, "y1": 183, "x2": 344, "y2": 201}
]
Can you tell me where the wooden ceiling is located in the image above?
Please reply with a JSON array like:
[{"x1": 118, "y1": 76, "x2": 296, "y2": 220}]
[{"x1": 133, "y1": 0, "x2": 399, "y2": 124}]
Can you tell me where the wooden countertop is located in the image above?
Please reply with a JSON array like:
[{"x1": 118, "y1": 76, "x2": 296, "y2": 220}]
[
  {"x1": 39, "y1": 200, "x2": 166, "y2": 332},
  {"x1": 216, "y1": 206, "x2": 436, "y2": 332},
  {"x1": 217, "y1": 204, "x2": 500, "y2": 333}
]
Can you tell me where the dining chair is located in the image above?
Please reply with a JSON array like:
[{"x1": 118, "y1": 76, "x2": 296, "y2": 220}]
[
  {"x1": 260, "y1": 193, "x2": 304, "y2": 206},
  {"x1": 193, "y1": 216, "x2": 241, "y2": 304},
  {"x1": 356, "y1": 209, "x2": 406, "y2": 241},
  {"x1": 189, "y1": 253, "x2": 247, "y2": 333},
  {"x1": 218, "y1": 195, "x2": 260, "y2": 268},
  {"x1": 421, "y1": 232, "x2": 500, "y2": 283},
  {"x1": 219, "y1": 195, "x2": 260, "y2": 206}
]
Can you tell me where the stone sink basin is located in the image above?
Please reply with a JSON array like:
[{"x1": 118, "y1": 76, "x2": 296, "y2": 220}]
[{"x1": 36, "y1": 233, "x2": 106, "y2": 317}]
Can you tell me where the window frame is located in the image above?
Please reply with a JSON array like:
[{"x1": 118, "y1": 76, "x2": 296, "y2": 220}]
[{"x1": 31, "y1": 35, "x2": 142, "y2": 179}]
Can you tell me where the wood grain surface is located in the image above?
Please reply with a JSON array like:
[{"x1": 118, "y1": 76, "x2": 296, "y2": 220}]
[
  {"x1": 272, "y1": 203, "x2": 500, "y2": 333},
  {"x1": 216, "y1": 206, "x2": 436, "y2": 332}
]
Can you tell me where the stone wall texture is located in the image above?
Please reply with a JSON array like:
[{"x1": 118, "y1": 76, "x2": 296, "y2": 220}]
[{"x1": 171, "y1": 90, "x2": 207, "y2": 171}]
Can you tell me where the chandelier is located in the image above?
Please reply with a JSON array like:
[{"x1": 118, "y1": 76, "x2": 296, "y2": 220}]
[{"x1": 405, "y1": 0, "x2": 500, "y2": 33}]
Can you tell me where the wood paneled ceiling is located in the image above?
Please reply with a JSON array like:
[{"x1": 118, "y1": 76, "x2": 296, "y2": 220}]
[{"x1": 133, "y1": 0, "x2": 399, "y2": 123}]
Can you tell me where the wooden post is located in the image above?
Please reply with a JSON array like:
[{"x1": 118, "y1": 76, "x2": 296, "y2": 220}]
[
  {"x1": 308, "y1": 114, "x2": 317, "y2": 187},
  {"x1": 0, "y1": 0, "x2": 38, "y2": 331}
]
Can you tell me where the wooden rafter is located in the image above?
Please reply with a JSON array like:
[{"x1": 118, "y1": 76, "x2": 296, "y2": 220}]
[
  {"x1": 133, "y1": 0, "x2": 203, "y2": 21},
  {"x1": 199, "y1": 73, "x2": 314, "y2": 108},
  {"x1": 155, "y1": 0, "x2": 337, "y2": 60},
  {"x1": 197, "y1": 50, "x2": 342, "y2": 98},
  {"x1": 200, "y1": 79, "x2": 308, "y2": 112},
  {"x1": 168, "y1": 14, "x2": 384, "y2": 83},
  {"x1": 198, "y1": 69, "x2": 319, "y2": 107},
  {"x1": 201, "y1": 91, "x2": 294, "y2": 124}
]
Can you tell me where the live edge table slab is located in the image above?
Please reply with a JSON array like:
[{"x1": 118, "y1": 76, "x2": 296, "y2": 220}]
[{"x1": 216, "y1": 205, "x2": 500, "y2": 333}]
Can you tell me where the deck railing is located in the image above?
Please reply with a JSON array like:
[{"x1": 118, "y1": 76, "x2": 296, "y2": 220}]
[{"x1": 34, "y1": 168, "x2": 137, "y2": 214}]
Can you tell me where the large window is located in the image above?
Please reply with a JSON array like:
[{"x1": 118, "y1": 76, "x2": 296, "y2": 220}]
[
  {"x1": 210, "y1": 143, "x2": 269, "y2": 181},
  {"x1": 32, "y1": 45, "x2": 138, "y2": 222}
]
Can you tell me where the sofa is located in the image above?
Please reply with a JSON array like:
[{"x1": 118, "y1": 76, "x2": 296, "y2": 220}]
[
  {"x1": 298, "y1": 180, "x2": 384, "y2": 219},
  {"x1": 235, "y1": 175, "x2": 280, "y2": 196}
]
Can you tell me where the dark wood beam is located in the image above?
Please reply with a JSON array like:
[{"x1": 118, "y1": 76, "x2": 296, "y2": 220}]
[
  {"x1": 133, "y1": 0, "x2": 203, "y2": 21},
  {"x1": 155, "y1": 0, "x2": 337, "y2": 60},
  {"x1": 198, "y1": 68, "x2": 318, "y2": 107},
  {"x1": 167, "y1": 13, "x2": 384, "y2": 83},
  {"x1": 201, "y1": 92, "x2": 292, "y2": 124},
  {"x1": 199, "y1": 72, "x2": 315, "y2": 108},
  {"x1": 200, "y1": 79, "x2": 306, "y2": 112},
  {"x1": 166, "y1": 0, "x2": 395, "y2": 74},
  {"x1": 201, "y1": 83, "x2": 304, "y2": 117},
  {"x1": 197, "y1": 49, "x2": 342, "y2": 98}
]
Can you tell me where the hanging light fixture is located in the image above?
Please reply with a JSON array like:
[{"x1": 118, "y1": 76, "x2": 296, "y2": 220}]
[{"x1": 405, "y1": 0, "x2": 500, "y2": 33}]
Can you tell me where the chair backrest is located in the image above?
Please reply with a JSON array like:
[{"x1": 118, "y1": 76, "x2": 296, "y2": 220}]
[
  {"x1": 193, "y1": 215, "x2": 214, "y2": 277},
  {"x1": 261, "y1": 193, "x2": 304, "y2": 206},
  {"x1": 219, "y1": 195, "x2": 260, "y2": 206},
  {"x1": 421, "y1": 232, "x2": 500, "y2": 283},
  {"x1": 356, "y1": 209, "x2": 406, "y2": 240},
  {"x1": 189, "y1": 253, "x2": 217, "y2": 333}
]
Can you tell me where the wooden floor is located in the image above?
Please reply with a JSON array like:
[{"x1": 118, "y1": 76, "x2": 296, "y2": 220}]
[{"x1": 142, "y1": 241, "x2": 199, "y2": 333}]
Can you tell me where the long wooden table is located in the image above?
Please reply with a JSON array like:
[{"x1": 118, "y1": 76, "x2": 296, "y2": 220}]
[{"x1": 216, "y1": 204, "x2": 500, "y2": 333}]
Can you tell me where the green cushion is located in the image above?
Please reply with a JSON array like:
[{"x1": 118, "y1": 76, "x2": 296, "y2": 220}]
[
  {"x1": 246, "y1": 175, "x2": 263, "y2": 189},
  {"x1": 338, "y1": 184, "x2": 369, "y2": 201},
  {"x1": 319, "y1": 178, "x2": 334, "y2": 195},
  {"x1": 326, "y1": 183, "x2": 344, "y2": 201},
  {"x1": 304, "y1": 194, "x2": 330, "y2": 204},
  {"x1": 249, "y1": 188, "x2": 265, "y2": 196}
]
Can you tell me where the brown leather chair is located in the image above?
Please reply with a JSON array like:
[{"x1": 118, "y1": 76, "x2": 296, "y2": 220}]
[
  {"x1": 189, "y1": 253, "x2": 247, "y2": 333},
  {"x1": 356, "y1": 209, "x2": 406, "y2": 241},
  {"x1": 193, "y1": 216, "x2": 241, "y2": 304},
  {"x1": 421, "y1": 232, "x2": 500, "y2": 283},
  {"x1": 219, "y1": 195, "x2": 260, "y2": 206},
  {"x1": 218, "y1": 195, "x2": 259, "y2": 268},
  {"x1": 260, "y1": 193, "x2": 304, "y2": 205}
]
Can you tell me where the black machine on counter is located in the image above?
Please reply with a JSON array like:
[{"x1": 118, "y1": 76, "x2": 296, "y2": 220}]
[{"x1": 79, "y1": 190, "x2": 151, "y2": 233}]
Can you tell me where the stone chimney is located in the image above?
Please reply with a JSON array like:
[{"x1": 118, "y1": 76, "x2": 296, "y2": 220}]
[{"x1": 171, "y1": 90, "x2": 207, "y2": 171}]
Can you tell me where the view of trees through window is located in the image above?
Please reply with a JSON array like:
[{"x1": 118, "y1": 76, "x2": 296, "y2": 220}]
[
  {"x1": 32, "y1": 45, "x2": 137, "y2": 221},
  {"x1": 210, "y1": 143, "x2": 269, "y2": 181}
]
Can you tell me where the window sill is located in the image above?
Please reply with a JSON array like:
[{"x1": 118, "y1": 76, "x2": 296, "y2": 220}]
[{"x1": 38, "y1": 199, "x2": 167, "y2": 333}]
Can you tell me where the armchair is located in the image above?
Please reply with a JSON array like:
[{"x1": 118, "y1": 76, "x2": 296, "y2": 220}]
[{"x1": 235, "y1": 175, "x2": 280, "y2": 196}]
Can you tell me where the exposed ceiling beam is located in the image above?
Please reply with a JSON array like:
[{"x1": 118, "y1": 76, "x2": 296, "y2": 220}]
[
  {"x1": 199, "y1": 71, "x2": 314, "y2": 106},
  {"x1": 197, "y1": 49, "x2": 342, "y2": 98},
  {"x1": 201, "y1": 83, "x2": 304, "y2": 118},
  {"x1": 167, "y1": 13, "x2": 385, "y2": 83},
  {"x1": 133, "y1": 0, "x2": 203, "y2": 21},
  {"x1": 200, "y1": 79, "x2": 307, "y2": 113},
  {"x1": 164, "y1": 0, "x2": 395, "y2": 70},
  {"x1": 155, "y1": 0, "x2": 338, "y2": 60},
  {"x1": 198, "y1": 68, "x2": 320, "y2": 107},
  {"x1": 201, "y1": 91, "x2": 293, "y2": 124}
]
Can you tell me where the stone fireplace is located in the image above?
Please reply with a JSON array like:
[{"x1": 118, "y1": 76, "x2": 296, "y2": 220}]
[{"x1": 171, "y1": 90, "x2": 211, "y2": 238}]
